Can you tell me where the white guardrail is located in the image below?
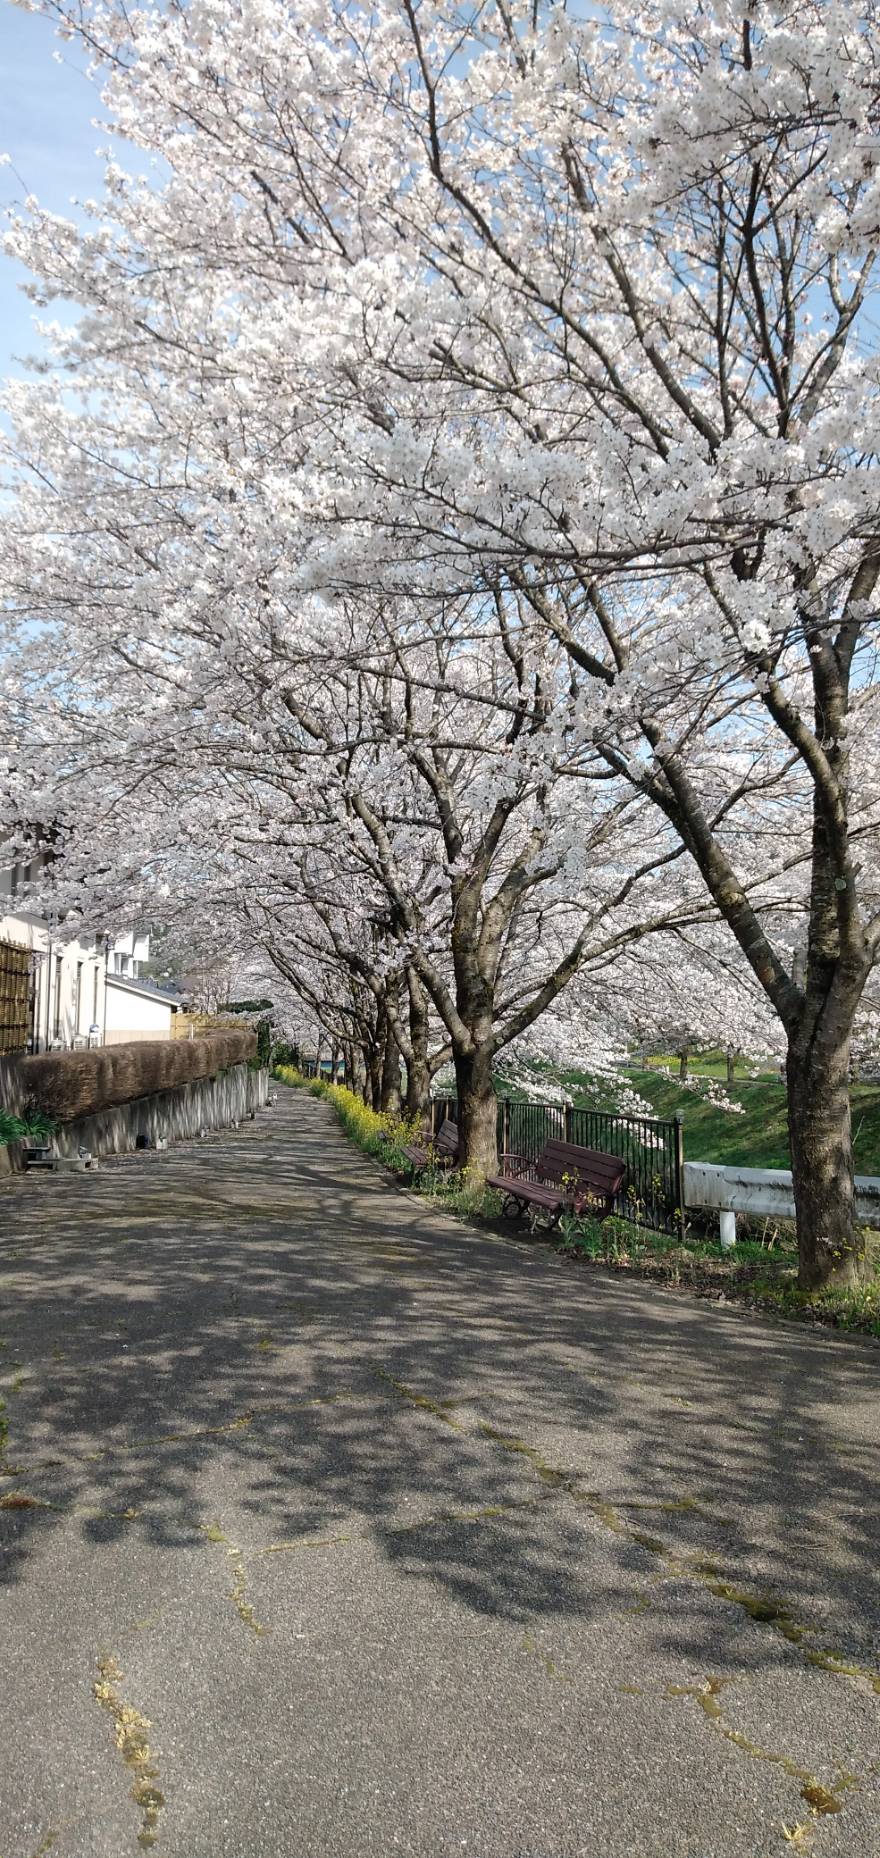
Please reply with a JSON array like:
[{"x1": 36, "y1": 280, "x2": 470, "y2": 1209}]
[{"x1": 683, "y1": 1161, "x2": 880, "y2": 1249}]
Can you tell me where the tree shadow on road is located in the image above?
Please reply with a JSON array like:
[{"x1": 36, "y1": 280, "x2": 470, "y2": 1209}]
[{"x1": 2, "y1": 1092, "x2": 879, "y2": 1684}]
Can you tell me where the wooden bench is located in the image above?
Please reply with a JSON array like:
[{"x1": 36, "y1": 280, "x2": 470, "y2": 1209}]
[
  {"x1": 487, "y1": 1139, "x2": 625, "y2": 1228},
  {"x1": 401, "y1": 1117, "x2": 461, "y2": 1175}
]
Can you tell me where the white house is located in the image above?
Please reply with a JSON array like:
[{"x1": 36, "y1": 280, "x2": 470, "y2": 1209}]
[
  {"x1": 103, "y1": 928, "x2": 182, "y2": 1044},
  {"x1": 104, "y1": 972, "x2": 181, "y2": 1045},
  {"x1": 0, "y1": 856, "x2": 181, "y2": 1053}
]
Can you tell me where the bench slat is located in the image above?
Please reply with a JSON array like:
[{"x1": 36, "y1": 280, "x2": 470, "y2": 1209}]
[
  {"x1": 489, "y1": 1138, "x2": 625, "y2": 1226},
  {"x1": 486, "y1": 1178, "x2": 563, "y2": 1209},
  {"x1": 536, "y1": 1141, "x2": 624, "y2": 1183},
  {"x1": 403, "y1": 1118, "x2": 460, "y2": 1174}
]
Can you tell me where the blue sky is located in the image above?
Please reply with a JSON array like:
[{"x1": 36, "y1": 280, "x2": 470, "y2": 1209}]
[{"x1": 0, "y1": 4, "x2": 104, "y2": 380}]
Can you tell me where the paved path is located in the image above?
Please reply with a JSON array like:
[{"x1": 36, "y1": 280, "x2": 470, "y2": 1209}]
[{"x1": 1, "y1": 1087, "x2": 879, "y2": 1858}]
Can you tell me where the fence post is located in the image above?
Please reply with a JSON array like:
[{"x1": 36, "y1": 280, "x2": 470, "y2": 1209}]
[
  {"x1": 674, "y1": 1114, "x2": 686, "y2": 1241},
  {"x1": 430, "y1": 1098, "x2": 437, "y2": 1138},
  {"x1": 502, "y1": 1098, "x2": 511, "y2": 1157},
  {"x1": 564, "y1": 1102, "x2": 573, "y2": 1142}
]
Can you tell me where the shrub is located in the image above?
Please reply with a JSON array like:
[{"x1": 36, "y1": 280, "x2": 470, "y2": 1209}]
[
  {"x1": 21, "y1": 1027, "x2": 257, "y2": 1122},
  {"x1": 271, "y1": 1042, "x2": 300, "y2": 1070},
  {"x1": 324, "y1": 1084, "x2": 420, "y2": 1160},
  {"x1": 0, "y1": 1108, "x2": 58, "y2": 1146},
  {"x1": 0, "y1": 1111, "x2": 27, "y2": 1145},
  {"x1": 253, "y1": 1018, "x2": 273, "y2": 1068}
]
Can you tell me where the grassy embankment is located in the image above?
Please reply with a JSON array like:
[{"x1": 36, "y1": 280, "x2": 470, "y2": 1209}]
[{"x1": 563, "y1": 1060, "x2": 880, "y2": 1175}]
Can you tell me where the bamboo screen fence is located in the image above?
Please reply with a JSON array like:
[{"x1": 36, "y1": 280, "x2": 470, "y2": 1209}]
[{"x1": 0, "y1": 940, "x2": 32, "y2": 1056}]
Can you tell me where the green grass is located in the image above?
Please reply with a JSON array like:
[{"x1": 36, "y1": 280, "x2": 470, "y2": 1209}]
[
  {"x1": 639, "y1": 1048, "x2": 778, "y2": 1080},
  {"x1": 557, "y1": 1211, "x2": 795, "y2": 1270},
  {"x1": 415, "y1": 1166, "x2": 505, "y2": 1221},
  {"x1": 561, "y1": 1065, "x2": 880, "y2": 1174},
  {"x1": 555, "y1": 1213, "x2": 880, "y2": 1338},
  {"x1": 748, "y1": 1275, "x2": 880, "y2": 1338}
]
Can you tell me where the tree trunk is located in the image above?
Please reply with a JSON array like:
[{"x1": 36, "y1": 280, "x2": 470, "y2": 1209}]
[
  {"x1": 380, "y1": 1020, "x2": 401, "y2": 1116},
  {"x1": 726, "y1": 1045, "x2": 738, "y2": 1087},
  {"x1": 347, "y1": 1040, "x2": 366, "y2": 1100},
  {"x1": 404, "y1": 1051, "x2": 430, "y2": 1122},
  {"x1": 786, "y1": 1026, "x2": 868, "y2": 1290},
  {"x1": 403, "y1": 971, "x2": 431, "y2": 1121},
  {"x1": 454, "y1": 1043, "x2": 498, "y2": 1179},
  {"x1": 367, "y1": 1044, "x2": 382, "y2": 1112},
  {"x1": 679, "y1": 1041, "x2": 689, "y2": 1081}
]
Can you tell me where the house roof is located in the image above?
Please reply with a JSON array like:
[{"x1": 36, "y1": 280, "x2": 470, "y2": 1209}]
[{"x1": 105, "y1": 974, "x2": 181, "y2": 1005}]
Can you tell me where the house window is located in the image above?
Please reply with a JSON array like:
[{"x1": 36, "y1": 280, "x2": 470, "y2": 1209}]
[{"x1": 53, "y1": 955, "x2": 63, "y2": 1040}]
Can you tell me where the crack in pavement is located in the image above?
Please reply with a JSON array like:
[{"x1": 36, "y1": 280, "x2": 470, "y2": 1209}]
[
  {"x1": 373, "y1": 1373, "x2": 880, "y2": 1698},
  {"x1": 372, "y1": 1367, "x2": 465, "y2": 1429},
  {"x1": 374, "y1": 1365, "x2": 880, "y2": 1846},
  {"x1": 663, "y1": 1676, "x2": 860, "y2": 1847},
  {"x1": 93, "y1": 1655, "x2": 165, "y2": 1849},
  {"x1": 201, "y1": 1522, "x2": 267, "y2": 1637}
]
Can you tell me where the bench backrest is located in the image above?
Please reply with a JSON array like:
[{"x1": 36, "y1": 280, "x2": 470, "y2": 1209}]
[
  {"x1": 535, "y1": 1140, "x2": 625, "y2": 1197},
  {"x1": 434, "y1": 1118, "x2": 460, "y2": 1157}
]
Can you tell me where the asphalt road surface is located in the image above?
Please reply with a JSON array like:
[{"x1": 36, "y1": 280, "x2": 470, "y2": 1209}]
[{"x1": 1, "y1": 1086, "x2": 879, "y2": 1858}]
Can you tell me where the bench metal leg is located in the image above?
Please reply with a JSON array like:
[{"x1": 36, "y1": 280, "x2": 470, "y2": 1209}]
[{"x1": 528, "y1": 1205, "x2": 561, "y2": 1235}]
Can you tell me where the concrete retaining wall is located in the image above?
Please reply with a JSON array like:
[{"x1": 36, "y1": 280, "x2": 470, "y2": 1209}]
[
  {"x1": 0, "y1": 1053, "x2": 25, "y2": 1115},
  {"x1": 0, "y1": 1063, "x2": 270, "y2": 1174}
]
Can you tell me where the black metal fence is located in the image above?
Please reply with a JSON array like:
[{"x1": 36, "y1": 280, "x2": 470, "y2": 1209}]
[{"x1": 431, "y1": 1095, "x2": 684, "y2": 1236}]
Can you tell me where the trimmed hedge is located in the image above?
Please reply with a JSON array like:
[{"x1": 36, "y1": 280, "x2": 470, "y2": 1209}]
[{"x1": 20, "y1": 1027, "x2": 258, "y2": 1123}]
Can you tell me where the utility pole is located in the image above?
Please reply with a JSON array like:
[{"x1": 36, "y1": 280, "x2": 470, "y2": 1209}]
[{"x1": 101, "y1": 934, "x2": 111, "y2": 1045}]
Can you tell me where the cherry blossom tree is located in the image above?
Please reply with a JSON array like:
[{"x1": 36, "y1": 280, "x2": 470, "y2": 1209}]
[
  {"x1": 3, "y1": 0, "x2": 880, "y2": 1281},
  {"x1": 0, "y1": 534, "x2": 720, "y2": 1173}
]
